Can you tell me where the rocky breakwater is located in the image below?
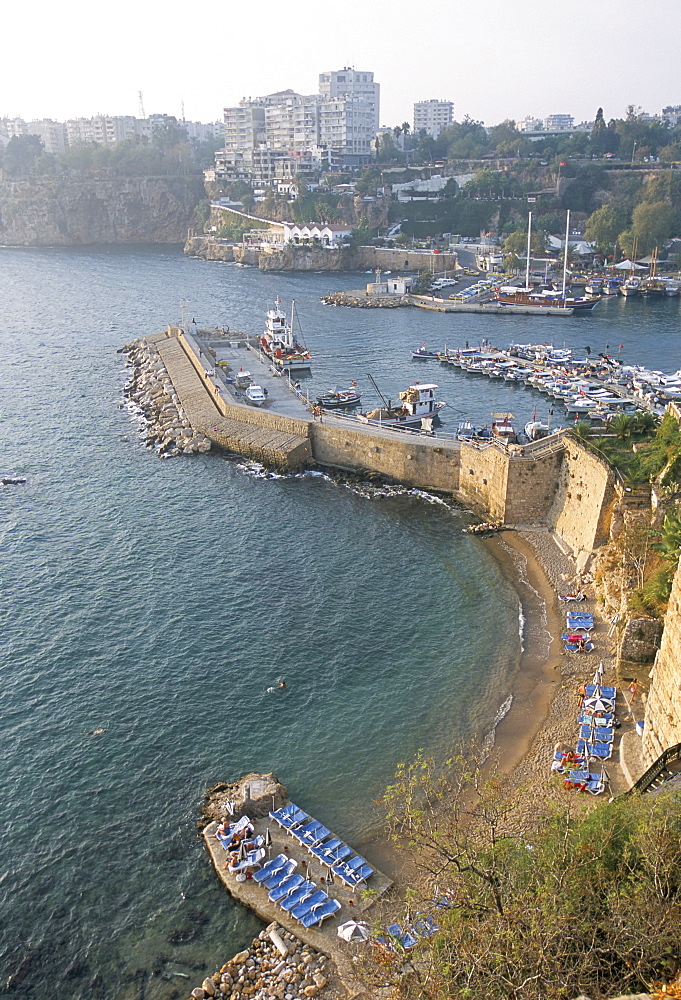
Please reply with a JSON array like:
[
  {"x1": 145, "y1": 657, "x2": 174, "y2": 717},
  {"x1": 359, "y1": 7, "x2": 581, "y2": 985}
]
[
  {"x1": 184, "y1": 925, "x2": 333, "y2": 1000},
  {"x1": 322, "y1": 290, "x2": 409, "y2": 309},
  {"x1": 121, "y1": 338, "x2": 212, "y2": 458}
]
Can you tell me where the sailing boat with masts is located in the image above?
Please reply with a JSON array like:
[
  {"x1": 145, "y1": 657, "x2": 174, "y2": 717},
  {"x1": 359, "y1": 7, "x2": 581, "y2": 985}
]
[{"x1": 495, "y1": 211, "x2": 600, "y2": 311}]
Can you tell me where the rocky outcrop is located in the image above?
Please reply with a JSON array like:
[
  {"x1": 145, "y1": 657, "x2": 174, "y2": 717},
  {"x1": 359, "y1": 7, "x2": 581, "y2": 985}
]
[
  {"x1": 200, "y1": 773, "x2": 288, "y2": 826},
  {"x1": 184, "y1": 923, "x2": 332, "y2": 1000},
  {"x1": 0, "y1": 174, "x2": 204, "y2": 245}
]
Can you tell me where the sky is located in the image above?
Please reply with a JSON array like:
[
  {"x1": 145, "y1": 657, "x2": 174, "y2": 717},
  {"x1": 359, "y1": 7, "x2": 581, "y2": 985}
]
[{"x1": 1, "y1": 0, "x2": 679, "y2": 128}]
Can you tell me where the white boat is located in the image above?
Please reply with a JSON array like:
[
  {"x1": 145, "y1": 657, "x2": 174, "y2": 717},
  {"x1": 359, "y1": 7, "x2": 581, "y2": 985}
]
[
  {"x1": 524, "y1": 419, "x2": 550, "y2": 440},
  {"x1": 357, "y1": 382, "x2": 446, "y2": 428},
  {"x1": 234, "y1": 369, "x2": 253, "y2": 388},
  {"x1": 245, "y1": 384, "x2": 267, "y2": 406},
  {"x1": 260, "y1": 299, "x2": 312, "y2": 371},
  {"x1": 491, "y1": 413, "x2": 516, "y2": 444},
  {"x1": 620, "y1": 277, "x2": 640, "y2": 297}
]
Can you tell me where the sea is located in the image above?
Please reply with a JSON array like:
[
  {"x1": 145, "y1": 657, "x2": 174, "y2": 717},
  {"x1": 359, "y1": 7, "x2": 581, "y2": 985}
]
[{"x1": 1, "y1": 246, "x2": 679, "y2": 999}]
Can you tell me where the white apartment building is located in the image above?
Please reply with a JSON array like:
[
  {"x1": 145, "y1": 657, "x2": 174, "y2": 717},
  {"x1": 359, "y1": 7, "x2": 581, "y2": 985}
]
[
  {"x1": 413, "y1": 100, "x2": 453, "y2": 139},
  {"x1": 26, "y1": 119, "x2": 67, "y2": 154},
  {"x1": 517, "y1": 116, "x2": 544, "y2": 132},
  {"x1": 223, "y1": 103, "x2": 266, "y2": 153},
  {"x1": 544, "y1": 114, "x2": 574, "y2": 131},
  {"x1": 318, "y1": 97, "x2": 375, "y2": 167},
  {"x1": 319, "y1": 67, "x2": 380, "y2": 131}
]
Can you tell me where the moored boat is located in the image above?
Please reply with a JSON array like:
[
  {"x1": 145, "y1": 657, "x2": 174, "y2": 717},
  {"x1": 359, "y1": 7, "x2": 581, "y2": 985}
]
[
  {"x1": 260, "y1": 299, "x2": 312, "y2": 371},
  {"x1": 357, "y1": 382, "x2": 446, "y2": 428},
  {"x1": 620, "y1": 277, "x2": 640, "y2": 297},
  {"x1": 316, "y1": 385, "x2": 362, "y2": 409},
  {"x1": 411, "y1": 345, "x2": 440, "y2": 359},
  {"x1": 495, "y1": 286, "x2": 600, "y2": 310},
  {"x1": 491, "y1": 412, "x2": 516, "y2": 444},
  {"x1": 245, "y1": 384, "x2": 268, "y2": 406}
]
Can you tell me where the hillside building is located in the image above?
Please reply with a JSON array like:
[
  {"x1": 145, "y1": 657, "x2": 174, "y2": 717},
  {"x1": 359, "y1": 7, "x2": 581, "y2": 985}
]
[{"x1": 413, "y1": 100, "x2": 453, "y2": 139}]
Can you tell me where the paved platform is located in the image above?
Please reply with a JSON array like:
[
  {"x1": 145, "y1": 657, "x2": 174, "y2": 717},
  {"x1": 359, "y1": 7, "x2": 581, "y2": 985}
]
[{"x1": 204, "y1": 813, "x2": 394, "y2": 997}]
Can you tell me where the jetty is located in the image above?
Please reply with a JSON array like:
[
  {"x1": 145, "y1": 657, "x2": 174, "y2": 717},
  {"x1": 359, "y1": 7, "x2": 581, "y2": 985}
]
[
  {"x1": 200, "y1": 773, "x2": 393, "y2": 997},
  {"x1": 322, "y1": 288, "x2": 575, "y2": 316}
]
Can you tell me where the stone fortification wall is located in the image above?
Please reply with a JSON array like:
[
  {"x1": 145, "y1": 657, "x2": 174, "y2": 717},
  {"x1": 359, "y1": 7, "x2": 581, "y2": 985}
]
[
  {"x1": 310, "y1": 422, "x2": 460, "y2": 491},
  {"x1": 355, "y1": 247, "x2": 458, "y2": 273},
  {"x1": 547, "y1": 440, "x2": 617, "y2": 570},
  {"x1": 642, "y1": 556, "x2": 681, "y2": 762},
  {"x1": 457, "y1": 444, "x2": 563, "y2": 523}
]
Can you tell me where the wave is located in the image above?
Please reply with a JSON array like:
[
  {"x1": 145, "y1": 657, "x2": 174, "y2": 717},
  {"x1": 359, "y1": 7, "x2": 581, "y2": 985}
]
[{"x1": 481, "y1": 693, "x2": 514, "y2": 759}]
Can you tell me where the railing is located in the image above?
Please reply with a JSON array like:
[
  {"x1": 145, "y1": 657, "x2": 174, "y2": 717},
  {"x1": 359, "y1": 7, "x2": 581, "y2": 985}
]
[{"x1": 626, "y1": 743, "x2": 681, "y2": 795}]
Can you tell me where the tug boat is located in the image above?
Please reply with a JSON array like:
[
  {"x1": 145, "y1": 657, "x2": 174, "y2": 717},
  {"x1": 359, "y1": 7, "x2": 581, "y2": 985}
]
[
  {"x1": 260, "y1": 299, "x2": 312, "y2": 372},
  {"x1": 357, "y1": 382, "x2": 446, "y2": 428}
]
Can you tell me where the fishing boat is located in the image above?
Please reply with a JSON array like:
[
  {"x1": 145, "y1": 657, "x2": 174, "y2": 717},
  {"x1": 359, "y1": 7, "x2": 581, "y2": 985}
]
[
  {"x1": 316, "y1": 384, "x2": 362, "y2": 409},
  {"x1": 491, "y1": 413, "x2": 516, "y2": 444},
  {"x1": 260, "y1": 299, "x2": 312, "y2": 372},
  {"x1": 411, "y1": 345, "x2": 440, "y2": 360},
  {"x1": 357, "y1": 380, "x2": 446, "y2": 428},
  {"x1": 524, "y1": 418, "x2": 550, "y2": 440},
  {"x1": 584, "y1": 276, "x2": 604, "y2": 296}
]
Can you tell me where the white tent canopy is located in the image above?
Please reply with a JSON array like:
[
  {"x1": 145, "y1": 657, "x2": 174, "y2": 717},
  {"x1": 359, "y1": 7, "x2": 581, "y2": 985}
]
[{"x1": 613, "y1": 259, "x2": 647, "y2": 270}]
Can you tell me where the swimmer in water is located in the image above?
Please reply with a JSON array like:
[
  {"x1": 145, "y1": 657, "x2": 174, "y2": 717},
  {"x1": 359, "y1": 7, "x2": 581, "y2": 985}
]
[
  {"x1": 85, "y1": 728, "x2": 105, "y2": 736},
  {"x1": 266, "y1": 680, "x2": 287, "y2": 693}
]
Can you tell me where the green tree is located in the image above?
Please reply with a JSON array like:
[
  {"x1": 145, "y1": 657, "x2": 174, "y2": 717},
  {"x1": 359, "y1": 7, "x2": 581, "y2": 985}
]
[
  {"x1": 584, "y1": 203, "x2": 630, "y2": 255},
  {"x1": 2, "y1": 134, "x2": 44, "y2": 176}
]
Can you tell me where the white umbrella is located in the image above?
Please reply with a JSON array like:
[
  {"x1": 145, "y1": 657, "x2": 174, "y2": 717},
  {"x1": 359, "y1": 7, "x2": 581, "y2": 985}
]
[
  {"x1": 337, "y1": 920, "x2": 371, "y2": 942},
  {"x1": 584, "y1": 696, "x2": 610, "y2": 713}
]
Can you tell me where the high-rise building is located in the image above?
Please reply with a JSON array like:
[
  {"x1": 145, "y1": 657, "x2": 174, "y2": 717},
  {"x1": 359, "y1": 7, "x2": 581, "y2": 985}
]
[
  {"x1": 413, "y1": 100, "x2": 453, "y2": 139},
  {"x1": 544, "y1": 114, "x2": 574, "y2": 131},
  {"x1": 27, "y1": 119, "x2": 67, "y2": 154},
  {"x1": 318, "y1": 68, "x2": 380, "y2": 132},
  {"x1": 223, "y1": 102, "x2": 266, "y2": 153}
]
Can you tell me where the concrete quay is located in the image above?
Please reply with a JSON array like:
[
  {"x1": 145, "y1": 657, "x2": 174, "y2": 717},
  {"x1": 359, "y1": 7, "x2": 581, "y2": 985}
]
[
  {"x1": 323, "y1": 288, "x2": 575, "y2": 316},
  {"x1": 203, "y1": 815, "x2": 393, "y2": 997},
  {"x1": 145, "y1": 324, "x2": 462, "y2": 489}
]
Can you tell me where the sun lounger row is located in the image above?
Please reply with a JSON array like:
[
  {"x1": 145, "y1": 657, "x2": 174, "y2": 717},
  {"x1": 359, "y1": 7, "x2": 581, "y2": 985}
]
[
  {"x1": 269, "y1": 804, "x2": 375, "y2": 886},
  {"x1": 565, "y1": 769, "x2": 606, "y2": 795},
  {"x1": 251, "y1": 853, "x2": 341, "y2": 927}
]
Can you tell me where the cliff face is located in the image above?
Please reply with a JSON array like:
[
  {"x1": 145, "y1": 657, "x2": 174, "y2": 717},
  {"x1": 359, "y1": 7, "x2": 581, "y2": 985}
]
[{"x1": 0, "y1": 174, "x2": 205, "y2": 245}]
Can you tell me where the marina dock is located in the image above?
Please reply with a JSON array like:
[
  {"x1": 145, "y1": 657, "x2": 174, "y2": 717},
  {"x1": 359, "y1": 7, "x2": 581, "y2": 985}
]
[{"x1": 323, "y1": 288, "x2": 575, "y2": 315}]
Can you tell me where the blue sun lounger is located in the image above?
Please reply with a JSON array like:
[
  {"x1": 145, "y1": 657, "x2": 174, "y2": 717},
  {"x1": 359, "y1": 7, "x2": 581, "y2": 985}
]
[
  {"x1": 268, "y1": 873, "x2": 306, "y2": 903},
  {"x1": 332, "y1": 858, "x2": 374, "y2": 886},
  {"x1": 564, "y1": 642, "x2": 594, "y2": 652},
  {"x1": 388, "y1": 924, "x2": 418, "y2": 949},
  {"x1": 310, "y1": 837, "x2": 342, "y2": 861},
  {"x1": 576, "y1": 739, "x2": 612, "y2": 759},
  {"x1": 316, "y1": 842, "x2": 353, "y2": 867},
  {"x1": 579, "y1": 725, "x2": 614, "y2": 743},
  {"x1": 269, "y1": 803, "x2": 300, "y2": 826},
  {"x1": 252, "y1": 853, "x2": 288, "y2": 883},
  {"x1": 261, "y1": 859, "x2": 298, "y2": 890},
  {"x1": 297, "y1": 823, "x2": 332, "y2": 849},
  {"x1": 577, "y1": 711, "x2": 613, "y2": 726},
  {"x1": 270, "y1": 805, "x2": 309, "y2": 831},
  {"x1": 279, "y1": 882, "x2": 317, "y2": 912},
  {"x1": 290, "y1": 889, "x2": 328, "y2": 920},
  {"x1": 585, "y1": 684, "x2": 616, "y2": 699},
  {"x1": 301, "y1": 898, "x2": 341, "y2": 929}
]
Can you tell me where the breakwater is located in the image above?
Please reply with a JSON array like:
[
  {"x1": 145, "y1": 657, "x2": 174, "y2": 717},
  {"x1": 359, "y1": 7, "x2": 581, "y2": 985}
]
[{"x1": 323, "y1": 288, "x2": 575, "y2": 316}]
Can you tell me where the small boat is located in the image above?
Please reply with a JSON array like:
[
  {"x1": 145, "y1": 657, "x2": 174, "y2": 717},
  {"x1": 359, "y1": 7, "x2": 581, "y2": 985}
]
[
  {"x1": 316, "y1": 385, "x2": 362, "y2": 409},
  {"x1": 620, "y1": 277, "x2": 640, "y2": 297},
  {"x1": 235, "y1": 369, "x2": 253, "y2": 388},
  {"x1": 524, "y1": 419, "x2": 550, "y2": 441},
  {"x1": 491, "y1": 412, "x2": 516, "y2": 444},
  {"x1": 584, "y1": 276, "x2": 604, "y2": 296},
  {"x1": 411, "y1": 345, "x2": 439, "y2": 360},
  {"x1": 260, "y1": 299, "x2": 312, "y2": 372},
  {"x1": 245, "y1": 384, "x2": 267, "y2": 406},
  {"x1": 357, "y1": 380, "x2": 446, "y2": 428}
]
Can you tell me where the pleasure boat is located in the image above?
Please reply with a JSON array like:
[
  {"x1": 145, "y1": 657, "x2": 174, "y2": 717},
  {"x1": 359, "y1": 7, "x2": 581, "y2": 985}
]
[
  {"x1": 234, "y1": 369, "x2": 253, "y2": 388},
  {"x1": 495, "y1": 287, "x2": 600, "y2": 311},
  {"x1": 245, "y1": 384, "x2": 267, "y2": 406},
  {"x1": 411, "y1": 346, "x2": 440, "y2": 359},
  {"x1": 524, "y1": 419, "x2": 550, "y2": 441},
  {"x1": 260, "y1": 299, "x2": 312, "y2": 371},
  {"x1": 620, "y1": 277, "x2": 640, "y2": 297},
  {"x1": 491, "y1": 413, "x2": 516, "y2": 444},
  {"x1": 357, "y1": 382, "x2": 446, "y2": 428}
]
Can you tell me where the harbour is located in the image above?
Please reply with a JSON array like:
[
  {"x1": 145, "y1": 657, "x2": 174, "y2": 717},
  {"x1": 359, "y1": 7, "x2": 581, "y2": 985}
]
[{"x1": 1, "y1": 245, "x2": 680, "y2": 1000}]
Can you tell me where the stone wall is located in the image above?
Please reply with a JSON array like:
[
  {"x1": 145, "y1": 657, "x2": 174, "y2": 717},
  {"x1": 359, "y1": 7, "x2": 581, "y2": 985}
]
[
  {"x1": 457, "y1": 443, "x2": 563, "y2": 523},
  {"x1": 310, "y1": 422, "x2": 460, "y2": 491},
  {"x1": 547, "y1": 440, "x2": 617, "y2": 570},
  {"x1": 642, "y1": 556, "x2": 681, "y2": 762}
]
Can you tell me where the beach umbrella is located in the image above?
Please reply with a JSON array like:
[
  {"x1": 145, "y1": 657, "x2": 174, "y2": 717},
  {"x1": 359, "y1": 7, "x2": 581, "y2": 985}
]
[
  {"x1": 305, "y1": 862, "x2": 312, "y2": 882},
  {"x1": 325, "y1": 869, "x2": 334, "y2": 886},
  {"x1": 226, "y1": 799, "x2": 235, "y2": 816},
  {"x1": 584, "y1": 696, "x2": 610, "y2": 713},
  {"x1": 265, "y1": 827, "x2": 273, "y2": 859},
  {"x1": 237, "y1": 839, "x2": 248, "y2": 863},
  {"x1": 337, "y1": 920, "x2": 370, "y2": 942}
]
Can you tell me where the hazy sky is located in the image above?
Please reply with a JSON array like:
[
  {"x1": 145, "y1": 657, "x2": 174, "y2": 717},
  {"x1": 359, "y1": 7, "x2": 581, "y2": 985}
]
[{"x1": 2, "y1": 0, "x2": 679, "y2": 127}]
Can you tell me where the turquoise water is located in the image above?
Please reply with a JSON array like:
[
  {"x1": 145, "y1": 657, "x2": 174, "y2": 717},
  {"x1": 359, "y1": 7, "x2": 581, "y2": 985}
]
[{"x1": 0, "y1": 247, "x2": 678, "y2": 998}]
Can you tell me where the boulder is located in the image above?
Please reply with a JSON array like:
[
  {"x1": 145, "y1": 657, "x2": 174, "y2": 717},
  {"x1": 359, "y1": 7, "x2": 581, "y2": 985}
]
[{"x1": 201, "y1": 773, "x2": 288, "y2": 825}]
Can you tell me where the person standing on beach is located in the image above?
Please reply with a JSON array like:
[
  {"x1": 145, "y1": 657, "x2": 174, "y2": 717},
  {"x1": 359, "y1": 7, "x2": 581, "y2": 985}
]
[
  {"x1": 577, "y1": 682, "x2": 587, "y2": 707},
  {"x1": 629, "y1": 678, "x2": 638, "y2": 700}
]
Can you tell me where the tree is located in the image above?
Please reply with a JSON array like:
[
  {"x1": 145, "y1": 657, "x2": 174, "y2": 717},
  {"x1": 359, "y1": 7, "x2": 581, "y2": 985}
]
[
  {"x1": 2, "y1": 134, "x2": 45, "y2": 177},
  {"x1": 584, "y1": 203, "x2": 630, "y2": 255},
  {"x1": 365, "y1": 749, "x2": 681, "y2": 1000}
]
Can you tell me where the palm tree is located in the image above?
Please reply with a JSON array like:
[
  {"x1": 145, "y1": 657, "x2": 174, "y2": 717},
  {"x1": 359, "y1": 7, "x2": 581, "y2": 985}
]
[
  {"x1": 652, "y1": 509, "x2": 681, "y2": 565},
  {"x1": 610, "y1": 413, "x2": 634, "y2": 440}
]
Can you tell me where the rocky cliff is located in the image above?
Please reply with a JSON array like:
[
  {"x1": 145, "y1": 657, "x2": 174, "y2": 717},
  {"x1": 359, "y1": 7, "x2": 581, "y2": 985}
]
[{"x1": 0, "y1": 174, "x2": 204, "y2": 245}]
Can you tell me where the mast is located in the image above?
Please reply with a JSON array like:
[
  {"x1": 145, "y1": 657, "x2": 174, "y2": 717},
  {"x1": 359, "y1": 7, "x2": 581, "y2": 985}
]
[
  {"x1": 525, "y1": 212, "x2": 532, "y2": 290},
  {"x1": 561, "y1": 210, "x2": 571, "y2": 302}
]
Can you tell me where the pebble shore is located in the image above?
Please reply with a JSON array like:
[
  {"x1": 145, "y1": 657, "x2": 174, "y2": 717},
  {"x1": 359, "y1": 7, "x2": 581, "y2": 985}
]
[
  {"x1": 183, "y1": 923, "x2": 336, "y2": 1000},
  {"x1": 121, "y1": 338, "x2": 213, "y2": 458}
]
